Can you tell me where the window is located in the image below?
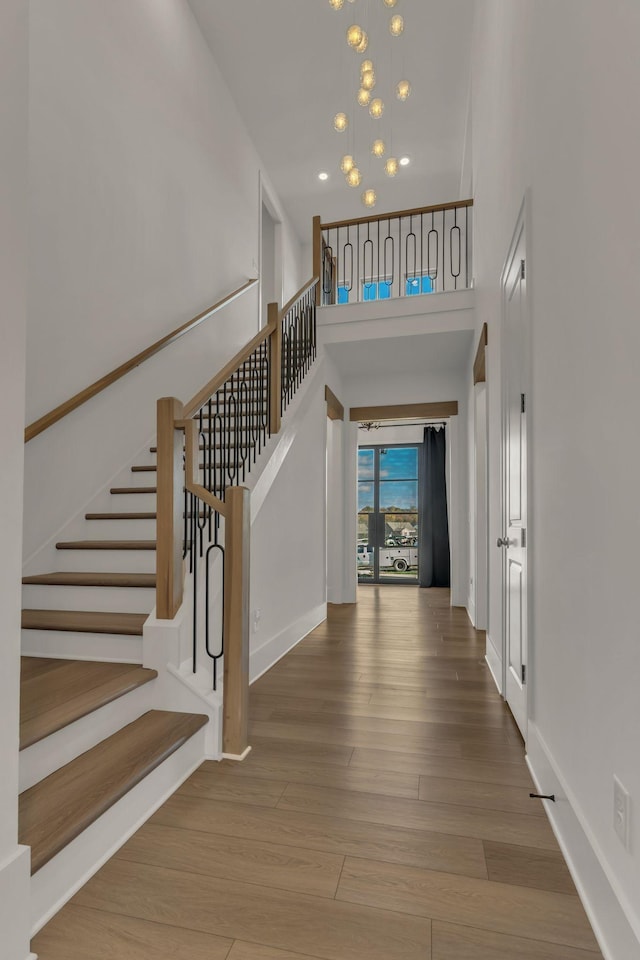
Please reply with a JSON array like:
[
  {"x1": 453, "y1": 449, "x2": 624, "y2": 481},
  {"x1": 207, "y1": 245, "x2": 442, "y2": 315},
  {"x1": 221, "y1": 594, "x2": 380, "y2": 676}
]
[{"x1": 406, "y1": 275, "x2": 435, "y2": 296}]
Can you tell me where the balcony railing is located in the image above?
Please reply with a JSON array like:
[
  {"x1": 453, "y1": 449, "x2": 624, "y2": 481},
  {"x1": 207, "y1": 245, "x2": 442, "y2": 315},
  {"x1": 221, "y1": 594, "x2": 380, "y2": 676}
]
[{"x1": 313, "y1": 199, "x2": 473, "y2": 307}]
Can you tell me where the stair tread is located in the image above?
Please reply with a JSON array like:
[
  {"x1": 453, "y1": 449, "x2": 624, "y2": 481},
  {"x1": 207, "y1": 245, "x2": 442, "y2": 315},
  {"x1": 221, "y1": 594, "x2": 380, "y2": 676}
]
[
  {"x1": 56, "y1": 540, "x2": 156, "y2": 550},
  {"x1": 110, "y1": 486, "x2": 157, "y2": 494},
  {"x1": 19, "y1": 657, "x2": 157, "y2": 749},
  {"x1": 21, "y1": 609, "x2": 149, "y2": 635},
  {"x1": 22, "y1": 572, "x2": 156, "y2": 588},
  {"x1": 19, "y1": 709, "x2": 207, "y2": 872}
]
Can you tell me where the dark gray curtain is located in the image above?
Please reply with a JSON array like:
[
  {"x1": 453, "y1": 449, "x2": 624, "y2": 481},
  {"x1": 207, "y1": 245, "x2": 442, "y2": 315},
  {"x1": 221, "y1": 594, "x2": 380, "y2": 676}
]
[{"x1": 419, "y1": 426, "x2": 451, "y2": 587}]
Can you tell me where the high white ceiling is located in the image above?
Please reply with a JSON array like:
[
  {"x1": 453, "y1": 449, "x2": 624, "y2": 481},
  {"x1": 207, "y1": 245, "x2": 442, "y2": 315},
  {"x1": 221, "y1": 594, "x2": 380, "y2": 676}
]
[{"x1": 189, "y1": 0, "x2": 475, "y2": 239}]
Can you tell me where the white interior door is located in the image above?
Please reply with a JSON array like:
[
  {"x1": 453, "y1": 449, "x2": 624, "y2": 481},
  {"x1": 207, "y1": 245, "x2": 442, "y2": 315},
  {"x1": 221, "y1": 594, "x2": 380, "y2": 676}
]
[{"x1": 501, "y1": 220, "x2": 528, "y2": 738}]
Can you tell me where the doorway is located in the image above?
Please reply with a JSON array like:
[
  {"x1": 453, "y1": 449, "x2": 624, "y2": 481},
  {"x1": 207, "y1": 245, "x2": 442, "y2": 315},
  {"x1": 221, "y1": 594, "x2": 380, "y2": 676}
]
[
  {"x1": 357, "y1": 444, "x2": 420, "y2": 583},
  {"x1": 500, "y1": 205, "x2": 529, "y2": 739}
]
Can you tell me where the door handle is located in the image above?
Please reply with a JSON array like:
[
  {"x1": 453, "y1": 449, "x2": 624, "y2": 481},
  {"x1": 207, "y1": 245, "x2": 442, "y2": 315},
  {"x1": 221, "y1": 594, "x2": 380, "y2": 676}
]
[{"x1": 496, "y1": 537, "x2": 510, "y2": 548}]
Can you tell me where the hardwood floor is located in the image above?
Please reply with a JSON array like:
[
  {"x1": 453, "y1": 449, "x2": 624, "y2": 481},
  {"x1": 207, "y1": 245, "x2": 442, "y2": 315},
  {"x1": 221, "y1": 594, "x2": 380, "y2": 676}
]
[{"x1": 33, "y1": 587, "x2": 603, "y2": 959}]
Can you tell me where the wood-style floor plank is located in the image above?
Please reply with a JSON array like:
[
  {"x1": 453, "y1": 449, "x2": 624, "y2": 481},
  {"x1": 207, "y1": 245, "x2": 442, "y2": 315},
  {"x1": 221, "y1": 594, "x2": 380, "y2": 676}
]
[
  {"x1": 31, "y1": 904, "x2": 233, "y2": 960},
  {"x1": 152, "y1": 794, "x2": 489, "y2": 879},
  {"x1": 117, "y1": 821, "x2": 345, "y2": 899},
  {"x1": 32, "y1": 587, "x2": 602, "y2": 959},
  {"x1": 432, "y1": 920, "x2": 603, "y2": 959},
  {"x1": 74, "y1": 858, "x2": 433, "y2": 960},
  {"x1": 337, "y1": 857, "x2": 599, "y2": 952}
]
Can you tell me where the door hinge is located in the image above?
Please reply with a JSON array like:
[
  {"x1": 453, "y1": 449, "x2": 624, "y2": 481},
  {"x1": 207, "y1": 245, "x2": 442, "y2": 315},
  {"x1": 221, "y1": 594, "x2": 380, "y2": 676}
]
[
  {"x1": 521, "y1": 528, "x2": 527, "y2": 548},
  {"x1": 520, "y1": 259, "x2": 526, "y2": 280},
  {"x1": 521, "y1": 664, "x2": 527, "y2": 684},
  {"x1": 521, "y1": 393, "x2": 526, "y2": 414}
]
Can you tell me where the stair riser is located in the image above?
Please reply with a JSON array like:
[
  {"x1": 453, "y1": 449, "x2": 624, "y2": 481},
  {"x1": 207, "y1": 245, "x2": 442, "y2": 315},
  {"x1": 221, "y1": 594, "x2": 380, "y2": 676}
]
[
  {"x1": 30, "y1": 726, "x2": 207, "y2": 935},
  {"x1": 19, "y1": 679, "x2": 157, "y2": 792},
  {"x1": 21, "y1": 630, "x2": 143, "y2": 663},
  {"x1": 54, "y1": 549, "x2": 156, "y2": 574},
  {"x1": 108, "y1": 492, "x2": 157, "y2": 511},
  {"x1": 84, "y1": 518, "x2": 156, "y2": 539},
  {"x1": 22, "y1": 585, "x2": 156, "y2": 614}
]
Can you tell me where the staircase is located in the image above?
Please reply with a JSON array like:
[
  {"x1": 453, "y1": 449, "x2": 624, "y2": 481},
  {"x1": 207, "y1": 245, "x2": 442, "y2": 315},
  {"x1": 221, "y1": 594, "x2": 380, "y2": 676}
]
[{"x1": 19, "y1": 277, "x2": 319, "y2": 934}]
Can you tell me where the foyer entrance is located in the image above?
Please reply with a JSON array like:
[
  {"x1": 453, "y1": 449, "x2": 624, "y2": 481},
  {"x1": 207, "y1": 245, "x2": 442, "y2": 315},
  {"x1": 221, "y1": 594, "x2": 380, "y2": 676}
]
[{"x1": 357, "y1": 444, "x2": 420, "y2": 583}]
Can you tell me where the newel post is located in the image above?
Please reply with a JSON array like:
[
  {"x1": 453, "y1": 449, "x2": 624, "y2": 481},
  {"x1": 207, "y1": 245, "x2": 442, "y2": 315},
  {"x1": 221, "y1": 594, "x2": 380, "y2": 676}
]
[
  {"x1": 223, "y1": 485, "x2": 251, "y2": 758},
  {"x1": 268, "y1": 301, "x2": 282, "y2": 436},
  {"x1": 312, "y1": 215, "x2": 322, "y2": 306},
  {"x1": 156, "y1": 396, "x2": 185, "y2": 619}
]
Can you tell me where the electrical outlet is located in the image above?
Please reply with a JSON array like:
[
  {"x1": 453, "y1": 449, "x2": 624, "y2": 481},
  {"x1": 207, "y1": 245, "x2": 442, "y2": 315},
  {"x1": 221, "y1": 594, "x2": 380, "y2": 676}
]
[
  {"x1": 613, "y1": 776, "x2": 631, "y2": 850},
  {"x1": 252, "y1": 608, "x2": 261, "y2": 634}
]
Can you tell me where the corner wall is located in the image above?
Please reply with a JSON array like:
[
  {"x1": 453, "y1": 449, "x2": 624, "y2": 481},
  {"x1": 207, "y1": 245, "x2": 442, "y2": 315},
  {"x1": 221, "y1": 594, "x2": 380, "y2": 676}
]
[
  {"x1": 25, "y1": 0, "x2": 303, "y2": 560},
  {"x1": 470, "y1": 2, "x2": 640, "y2": 954},
  {"x1": 0, "y1": 0, "x2": 35, "y2": 955}
]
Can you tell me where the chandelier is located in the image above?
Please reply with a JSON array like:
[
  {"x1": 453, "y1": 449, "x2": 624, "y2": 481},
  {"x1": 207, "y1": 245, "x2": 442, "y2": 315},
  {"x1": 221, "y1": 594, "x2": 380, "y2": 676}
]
[{"x1": 328, "y1": 0, "x2": 412, "y2": 207}]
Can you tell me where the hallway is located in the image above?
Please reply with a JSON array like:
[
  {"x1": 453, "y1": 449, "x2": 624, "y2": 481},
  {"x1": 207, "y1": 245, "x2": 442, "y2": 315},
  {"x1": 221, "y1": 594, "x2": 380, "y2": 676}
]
[{"x1": 33, "y1": 588, "x2": 602, "y2": 959}]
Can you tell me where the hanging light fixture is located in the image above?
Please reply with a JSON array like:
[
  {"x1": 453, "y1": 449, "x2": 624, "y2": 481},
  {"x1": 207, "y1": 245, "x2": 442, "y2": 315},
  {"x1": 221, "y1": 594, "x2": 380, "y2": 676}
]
[
  {"x1": 384, "y1": 157, "x2": 399, "y2": 177},
  {"x1": 389, "y1": 14, "x2": 404, "y2": 36},
  {"x1": 362, "y1": 188, "x2": 377, "y2": 208},
  {"x1": 383, "y1": 0, "x2": 398, "y2": 6},
  {"x1": 361, "y1": 68, "x2": 376, "y2": 91},
  {"x1": 396, "y1": 79, "x2": 411, "y2": 101},
  {"x1": 340, "y1": 154, "x2": 355, "y2": 174},
  {"x1": 357, "y1": 87, "x2": 371, "y2": 107},
  {"x1": 360, "y1": 59, "x2": 374, "y2": 75},
  {"x1": 346, "y1": 24, "x2": 363, "y2": 48},
  {"x1": 355, "y1": 31, "x2": 369, "y2": 53},
  {"x1": 328, "y1": 0, "x2": 344, "y2": 9},
  {"x1": 369, "y1": 98, "x2": 384, "y2": 119},
  {"x1": 372, "y1": 139, "x2": 386, "y2": 157},
  {"x1": 346, "y1": 167, "x2": 362, "y2": 187},
  {"x1": 333, "y1": 112, "x2": 348, "y2": 132}
]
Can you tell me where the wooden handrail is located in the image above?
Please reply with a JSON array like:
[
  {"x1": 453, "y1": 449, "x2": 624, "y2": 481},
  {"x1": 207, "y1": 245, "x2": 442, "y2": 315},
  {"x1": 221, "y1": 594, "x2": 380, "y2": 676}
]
[
  {"x1": 25, "y1": 278, "x2": 258, "y2": 443},
  {"x1": 280, "y1": 276, "x2": 320, "y2": 319},
  {"x1": 321, "y1": 199, "x2": 473, "y2": 232},
  {"x1": 182, "y1": 318, "x2": 277, "y2": 420},
  {"x1": 183, "y1": 276, "x2": 319, "y2": 419}
]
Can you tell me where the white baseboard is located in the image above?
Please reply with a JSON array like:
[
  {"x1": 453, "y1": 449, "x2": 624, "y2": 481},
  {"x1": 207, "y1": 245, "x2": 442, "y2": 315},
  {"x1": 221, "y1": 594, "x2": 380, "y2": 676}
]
[
  {"x1": 527, "y1": 722, "x2": 640, "y2": 960},
  {"x1": 0, "y1": 846, "x2": 32, "y2": 960},
  {"x1": 250, "y1": 602, "x2": 327, "y2": 684},
  {"x1": 485, "y1": 633, "x2": 502, "y2": 694},
  {"x1": 30, "y1": 727, "x2": 206, "y2": 935}
]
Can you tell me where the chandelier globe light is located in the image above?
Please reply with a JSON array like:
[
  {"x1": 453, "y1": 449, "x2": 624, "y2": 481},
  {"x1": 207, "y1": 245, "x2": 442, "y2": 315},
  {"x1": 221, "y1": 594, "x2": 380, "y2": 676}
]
[
  {"x1": 328, "y1": 0, "x2": 344, "y2": 9},
  {"x1": 357, "y1": 87, "x2": 371, "y2": 107},
  {"x1": 340, "y1": 154, "x2": 355, "y2": 174},
  {"x1": 360, "y1": 59, "x2": 373, "y2": 75},
  {"x1": 390, "y1": 14, "x2": 404, "y2": 36},
  {"x1": 361, "y1": 69, "x2": 376, "y2": 91},
  {"x1": 369, "y1": 97, "x2": 384, "y2": 119},
  {"x1": 346, "y1": 24, "x2": 363, "y2": 48},
  {"x1": 372, "y1": 139, "x2": 386, "y2": 157},
  {"x1": 362, "y1": 189, "x2": 377, "y2": 208},
  {"x1": 396, "y1": 79, "x2": 411, "y2": 101},
  {"x1": 333, "y1": 112, "x2": 348, "y2": 132},
  {"x1": 383, "y1": 0, "x2": 398, "y2": 6},
  {"x1": 355, "y1": 31, "x2": 369, "y2": 53},
  {"x1": 347, "y1": 167, "x2": 362, "y2": 187},
  {"x1": 384, "y1": 157, "x2": 399, "y2": 177}
]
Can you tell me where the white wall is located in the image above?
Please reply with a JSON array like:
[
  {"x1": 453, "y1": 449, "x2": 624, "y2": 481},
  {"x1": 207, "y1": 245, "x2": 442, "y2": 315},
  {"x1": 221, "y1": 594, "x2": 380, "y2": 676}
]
[
  {"x1": 470, "y1": 1, "x2": 640, "y2": 954},
  {"x1": 250, "y1": 370, "x2": 330, "y2": 676},
  {"x1": 0, "y1": 0, "x2": 35, "y2": 955},
  {"x1": 345, "y1": 369, "x2": 469, "y2": 606},
  {"x1": 25, "y1": 0, "x2": 303, "y2": 560}
]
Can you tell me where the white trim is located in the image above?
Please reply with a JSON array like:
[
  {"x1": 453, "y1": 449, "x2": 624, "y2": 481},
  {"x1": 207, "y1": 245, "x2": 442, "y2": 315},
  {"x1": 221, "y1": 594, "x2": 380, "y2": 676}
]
[
  {"x1": 0, "y1": 846, "x2": 32, "y2": 960},
  {"x1": 484, "y1": 633, "x2": 502, "y2": 694},
  {"x1": 250, "y1": 602, "x2": 327, "y2": 684},
  {"x1": 527, "y1": 722, "x2": 640, "y2": 959},
  {"x1": 222, "y1": 745, "x2": 252, "y2": 762}
]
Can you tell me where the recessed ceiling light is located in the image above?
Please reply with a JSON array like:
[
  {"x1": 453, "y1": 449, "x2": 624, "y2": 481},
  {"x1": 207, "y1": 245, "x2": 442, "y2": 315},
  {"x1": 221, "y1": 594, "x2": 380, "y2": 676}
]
[
  {"x1": 399, "y1": 156, "x2": 411, "y2": 166},
  {"x1": 318, "y1": 171, "x2": 329, "y2": 181}
]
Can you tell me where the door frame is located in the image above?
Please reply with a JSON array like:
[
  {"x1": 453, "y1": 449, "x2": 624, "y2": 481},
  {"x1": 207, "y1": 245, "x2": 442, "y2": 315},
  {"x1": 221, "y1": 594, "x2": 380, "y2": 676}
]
[{"x1": 499, "y1": 194, "x2": 532, "y2": 739}]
